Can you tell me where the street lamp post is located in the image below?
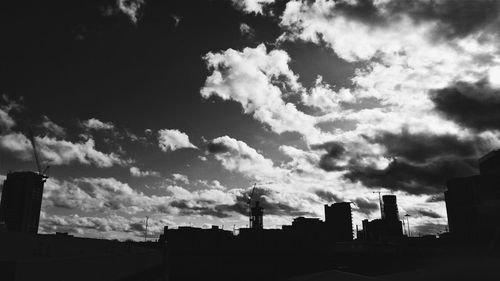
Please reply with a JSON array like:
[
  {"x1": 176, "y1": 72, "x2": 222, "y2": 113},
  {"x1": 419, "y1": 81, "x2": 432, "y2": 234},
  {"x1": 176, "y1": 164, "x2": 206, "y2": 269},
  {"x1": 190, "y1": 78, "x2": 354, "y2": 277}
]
[
  {"x1": 405, "y1": 214, "x2": 411, "y2": 237},
  {"x1": 144, "y1": 216, "x2": 149, "y2": 242}
]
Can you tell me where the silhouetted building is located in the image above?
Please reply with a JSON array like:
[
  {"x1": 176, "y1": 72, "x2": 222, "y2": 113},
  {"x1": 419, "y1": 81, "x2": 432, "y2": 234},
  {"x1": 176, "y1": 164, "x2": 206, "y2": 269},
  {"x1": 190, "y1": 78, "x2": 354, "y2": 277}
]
[
  {"x1": 382, "y1": 195, "x2": 399, "y2": 222},
  {"x1": 0, "y1": 231, "x2": 162, "y2": 281},
  {"x1": 250, "y1": 200, "x2": 263, "y2": 229},
  {"x1": 445, "y1": 152, "x2": 500, "y2": 242},
  {"x1": 161, "y1": 225, "x2": 234, "y2": 252},
  {"x1": 291, "y1": 217, "x2": 323, "y2": 229},
  {"x1": 0, "y1": 171, "x2": 46, "y2": 234},
  {"x1": 358, "y1": 196, "x2": 403, "y2": 241},
  {"x1": 324, "y1": 202, "x2": 353, "y2": 241},
  {"x1": 478, "y1": 149, "x2": 500, "y2": 175}
]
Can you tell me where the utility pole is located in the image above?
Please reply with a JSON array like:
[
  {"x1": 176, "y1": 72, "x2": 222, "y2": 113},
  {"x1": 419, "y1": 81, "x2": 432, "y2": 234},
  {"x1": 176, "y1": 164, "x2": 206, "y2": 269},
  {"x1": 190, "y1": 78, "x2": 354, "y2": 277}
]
[
  {"x1": 372, "y1": 191, "x2": 384, "y2": 219},
  {"x1": 144, "y1": 216, "x2": 149, "y2": 242},
  {"x1": 405, "y1": 214, "x2": 411, "y2": 237}
]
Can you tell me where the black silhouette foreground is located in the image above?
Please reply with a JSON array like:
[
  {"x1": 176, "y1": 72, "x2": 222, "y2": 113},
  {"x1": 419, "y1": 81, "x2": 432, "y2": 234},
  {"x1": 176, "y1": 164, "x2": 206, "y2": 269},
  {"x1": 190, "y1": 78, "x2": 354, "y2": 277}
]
[{"x1": 1, "y1": 152, "x2": 500, "y2": 281}]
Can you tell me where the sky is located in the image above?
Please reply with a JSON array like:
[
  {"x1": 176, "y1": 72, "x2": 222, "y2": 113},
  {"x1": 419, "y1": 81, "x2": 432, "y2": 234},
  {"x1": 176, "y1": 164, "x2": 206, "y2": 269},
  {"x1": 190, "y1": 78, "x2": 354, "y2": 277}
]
[{"x1": 1, "y1": 0, "x2": 500, "y2": 240}]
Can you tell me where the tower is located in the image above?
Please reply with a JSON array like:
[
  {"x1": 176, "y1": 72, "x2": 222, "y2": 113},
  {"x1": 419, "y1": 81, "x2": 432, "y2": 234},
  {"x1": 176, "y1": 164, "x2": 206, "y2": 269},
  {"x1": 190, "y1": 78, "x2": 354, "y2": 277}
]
[
  {"x1": 250, "y1": 201, "x2": 263, "y2": 229},
  {"x1": 382, "y1": 195, "x2": 399, "y2": 222},
  {"x1": 0, "y1": 171, "x2": 46, "y2": 234}
]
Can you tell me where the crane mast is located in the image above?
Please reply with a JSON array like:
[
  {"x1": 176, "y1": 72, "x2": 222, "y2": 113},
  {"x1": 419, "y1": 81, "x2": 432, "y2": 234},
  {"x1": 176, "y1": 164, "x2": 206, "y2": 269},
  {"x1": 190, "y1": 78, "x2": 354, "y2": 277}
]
[
  {"x1": 27, "y1": 128, "x2": 49, "y2": 179},
  {"x1": 28, "y1": 128, "x2": 42, "y2": 174},
  {"x1": 247, "y1": 182, "x2": 273, "y2": 229}
]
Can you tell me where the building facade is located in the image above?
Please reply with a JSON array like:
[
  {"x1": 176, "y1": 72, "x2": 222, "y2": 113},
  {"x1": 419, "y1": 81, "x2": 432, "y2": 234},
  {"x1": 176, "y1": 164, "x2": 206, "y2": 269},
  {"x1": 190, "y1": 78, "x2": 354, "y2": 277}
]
[
  {"x1": 445, "y1": 172, "x2": 500, "y2": 242},
  {"x1": 324, "y1": 202, "x2": 353, "y2": 241},
  {"x1": 0, "y1": 171, "x2": 46, "y2": 234}
]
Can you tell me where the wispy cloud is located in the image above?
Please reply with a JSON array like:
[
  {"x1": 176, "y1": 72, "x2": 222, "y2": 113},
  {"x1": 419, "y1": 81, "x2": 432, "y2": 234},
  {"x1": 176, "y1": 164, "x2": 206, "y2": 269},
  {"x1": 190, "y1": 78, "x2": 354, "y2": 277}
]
[
  {"x1": 0, "y1": 132, "x2": 128, "y2": 168},
  {"x1": 129, "y1": 166, "x2": 159, "y2": 177},
  {"x1": 40, "y1": 116, "x2": 66, "y2": 138},
  {"x1": 239, "y1": 23, "x2": 255, "y2": 38},
  {"x1": 81, "y1": 118, "x2": 115, "y2": 131}
]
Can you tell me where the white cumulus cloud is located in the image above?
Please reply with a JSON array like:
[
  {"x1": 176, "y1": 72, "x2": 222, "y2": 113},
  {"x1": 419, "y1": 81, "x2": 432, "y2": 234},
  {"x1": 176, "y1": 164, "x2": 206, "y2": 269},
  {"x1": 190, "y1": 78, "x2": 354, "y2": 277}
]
[
  {"x1": 231, "y1": 0, "x2": 275, "y2": 14},
  {"x1": 158, "y1": 129, "x2": 197, "y2": 152},
  {"x1": 81, "y1": 118, "x2": 115, "y2": 131}
]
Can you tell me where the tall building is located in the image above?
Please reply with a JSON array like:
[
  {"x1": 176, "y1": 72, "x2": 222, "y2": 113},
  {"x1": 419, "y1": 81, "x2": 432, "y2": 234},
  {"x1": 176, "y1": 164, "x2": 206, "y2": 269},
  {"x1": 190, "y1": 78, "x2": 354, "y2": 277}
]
[
  {"x1": 324, "y1": 202, "x2": 353, "y2": 241},
  {"x1": 0, "y1": 171, "x2": 46, "y2": 234},
  {"x1": 445, "y1": 151, "x2": 500, "y2": 242},
  {"x1": 382, "y1": 195, "x2": 399, "y2": 222},
  {"x1": 250, "y1": 200, "x2": 263, "y2": 229}
]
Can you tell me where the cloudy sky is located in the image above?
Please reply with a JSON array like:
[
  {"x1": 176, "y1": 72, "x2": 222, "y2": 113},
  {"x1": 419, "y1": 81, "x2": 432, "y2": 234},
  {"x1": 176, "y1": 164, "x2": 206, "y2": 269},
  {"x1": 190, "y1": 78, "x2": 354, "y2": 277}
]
[{"x1": 1, "y1": 0, "x2": 500, "y2": 240}]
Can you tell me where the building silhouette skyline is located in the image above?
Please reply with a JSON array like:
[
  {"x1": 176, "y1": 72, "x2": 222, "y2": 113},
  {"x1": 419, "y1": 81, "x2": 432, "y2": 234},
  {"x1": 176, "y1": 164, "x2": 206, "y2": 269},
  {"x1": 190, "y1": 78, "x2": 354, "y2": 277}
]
[{"x1": 1, "y1": 149, "x2": 500, "y2": 281}]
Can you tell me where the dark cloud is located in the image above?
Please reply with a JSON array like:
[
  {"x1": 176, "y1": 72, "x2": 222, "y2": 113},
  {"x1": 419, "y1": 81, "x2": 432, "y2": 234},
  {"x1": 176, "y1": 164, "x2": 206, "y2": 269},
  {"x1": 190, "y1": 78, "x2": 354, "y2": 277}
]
[
  {"x1": 431, "y1": 81, "x2": 500, "y2": 132},
  {"x1": 413, "y1": 222, "x2": 448, "y2": 236},
  {"x1": 414, "y1": 208, "x2": 442, "y2": 219},
  {"x1": 128, "y1": 222, "x2": 145, "y2": 232},
  {"x1": 311, "y1": 141, "x2": 347, "y2": 171},
  {"x1": 314, "y1": 0, "x2": 500, "y2": 38},
  {"x1": 229, "y1": 187, "x2": 314, "y2": 217},
  {"x1": 353, "y1": 197, "x2": 379, "y2": 215},
  {"x1": 311, "y1": 141, "x2": 346, "y2": 157},
  {"x1": 335, "y1": 0, "x2": 381, "y2": 23},
  {"x1": 345, "y1": 155, "x2": 477, "y2": 195},
  {"x1": 169, "y1": 200, "x2": 233, "y2": 218},
  {"x1": 314, "y1": 130, "x2": 484, "y2": 195},
  {"x1": 314, "y1": 189, "x2": 342, "y2": 203},
  {"x1": 372, "y1": 128, "x2": 479, "y2": 164},
  {"x1": 386, "y1": 0, "x2": 500, "y2": 38},
  {"x1": 206, "y1": 141, "x2": 231, "y2": 154}
]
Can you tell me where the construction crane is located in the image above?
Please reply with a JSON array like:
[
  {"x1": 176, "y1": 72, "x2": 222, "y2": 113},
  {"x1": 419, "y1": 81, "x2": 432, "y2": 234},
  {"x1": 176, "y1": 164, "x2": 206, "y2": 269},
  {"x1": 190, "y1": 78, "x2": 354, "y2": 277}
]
[
  {"x1": 246, "y1": 182, "x2": 273, "y2": 229},
  {"x1": 27, "y1": 128, "x2": 49, "y2": 180}
]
